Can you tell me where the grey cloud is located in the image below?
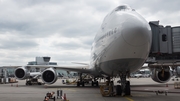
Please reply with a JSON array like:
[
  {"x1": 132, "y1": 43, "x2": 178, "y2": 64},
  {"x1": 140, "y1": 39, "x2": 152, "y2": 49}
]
[
  {"x1": 52, "y1": 52, "x2": 90, "y2": 63},
  {"x1": 85, "y1": 0, "x2": 114, "y2": 12},
  {"x1": 54, "y1": 42, "x2": 84, "y2": 50},
  {"x1": 0, "y1": 39, "x2": 38, "y2": 50},
  {"x1": 128, "y1": 0, "x2": 180, "y2": 13},
  {"x1": 0, "y1": 0, "x2": 101, "y2": 38},
  {"x1": 53, "y1": 40, "x2": 91, "y2": 50},
  {"x1": 114, "y1": 0, "x2": 180, "y2": 26},
  {"x1": 0, "y1": 50, "x2": 51, "y2": 65},
  {"x1": 0, "y1": 0, "x2": 179, "y2": 66},
  {"x1": 83, "y1": 38, "x2": 94, "y2": 47},
  {"x1": 61, "y1": 26, "x2": 97, "y2": 38}
]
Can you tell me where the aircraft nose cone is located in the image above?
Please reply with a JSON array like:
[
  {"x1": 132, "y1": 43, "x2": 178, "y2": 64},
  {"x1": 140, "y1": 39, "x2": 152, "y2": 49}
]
[{"x1": 121, "y1": 15, "x2": 151, "y2": 47}]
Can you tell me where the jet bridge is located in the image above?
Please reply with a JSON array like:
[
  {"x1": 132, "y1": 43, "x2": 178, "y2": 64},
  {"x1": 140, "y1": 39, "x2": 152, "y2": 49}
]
[{"x1": 146, "y1": 21, "x2": 180, "y2": 64}]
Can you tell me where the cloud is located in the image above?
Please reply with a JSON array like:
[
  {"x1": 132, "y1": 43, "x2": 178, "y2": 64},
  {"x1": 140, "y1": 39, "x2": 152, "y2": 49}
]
[
  {"x1": 0, "y1": 36, "x2": 38, "y2": 50},
  {"x1": 124, "y1": 0, "x2": 180, "y2": 26},
  {"x1": 0, "y1": 0, "x2": 179, "y2": 65}
]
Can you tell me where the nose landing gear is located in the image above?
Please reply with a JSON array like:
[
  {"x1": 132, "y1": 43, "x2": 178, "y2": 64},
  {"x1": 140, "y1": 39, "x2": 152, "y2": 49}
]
[
  {"x1": 99, "y1": 72, "x2": 131, "y2": 97},
  {"x1": 116, "y1": 73, "x2": 131, "y2": 96}
]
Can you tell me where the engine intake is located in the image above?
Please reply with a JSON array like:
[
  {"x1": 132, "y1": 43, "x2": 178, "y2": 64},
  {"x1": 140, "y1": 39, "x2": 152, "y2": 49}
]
[
  {"x1": 41, "y1": 68, "x2": 58, "y2": 84},
  {"x1": 14, "y1": 66, "x2": 30, "y2": 80},
  {"x1": 151, "y1": 67, "x2": 171, "y2": 83}
]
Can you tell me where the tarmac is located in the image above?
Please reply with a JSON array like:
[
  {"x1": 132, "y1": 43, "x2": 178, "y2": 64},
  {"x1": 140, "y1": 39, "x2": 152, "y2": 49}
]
[{"x1": 0, "y1": 78, "x2": 180, "y2": 101}]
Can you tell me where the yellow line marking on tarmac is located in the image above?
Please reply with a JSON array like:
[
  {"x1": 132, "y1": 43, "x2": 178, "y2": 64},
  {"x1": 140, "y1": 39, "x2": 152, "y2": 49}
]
[
  {"x1": 125, "y1": 97, "x2": 134, "y2": 101},
  {"x1": 48, "y1": 88, "x2": 76, "y2": 91}
]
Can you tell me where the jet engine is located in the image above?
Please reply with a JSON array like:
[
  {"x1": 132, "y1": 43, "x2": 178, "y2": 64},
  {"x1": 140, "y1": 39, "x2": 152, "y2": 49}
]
[
  {"x1": 151, "y1": 66, "x2": 171, "y2": 83},
  {"x1": 14, "y1": 66, "x2": 30, "y2": 80},
  {"x1": 41, "y1": 68, "x2": 58, "y2": 84}
]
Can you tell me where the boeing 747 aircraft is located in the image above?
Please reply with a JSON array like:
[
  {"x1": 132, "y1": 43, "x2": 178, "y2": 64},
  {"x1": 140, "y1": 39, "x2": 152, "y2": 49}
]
[{"x1": 2, "y1": 5, "x2": 173, "y2": 96}]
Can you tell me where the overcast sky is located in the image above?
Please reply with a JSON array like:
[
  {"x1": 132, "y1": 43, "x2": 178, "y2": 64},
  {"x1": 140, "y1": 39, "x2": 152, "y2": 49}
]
[{"x1": 0, "y1": 0, "x2": 179, "y2": 66}]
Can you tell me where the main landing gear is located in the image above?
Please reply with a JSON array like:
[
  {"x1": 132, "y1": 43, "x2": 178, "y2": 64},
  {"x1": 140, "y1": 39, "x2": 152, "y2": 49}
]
[
  {"x1": 26, "y1": 78, "x2": 43, "y2": 85},
  {"x1": 76, "y1": 73, "x2": 99, "y2": 87},
  {"x1": 92, "y1": 78, "x2": 99, "y2": 87},
  {"x1": 77, "y1": 73, "x2": 85, "y2": 87},
  {"x1": 99, "y1": 72, "x2": 131, "y2": 97}
]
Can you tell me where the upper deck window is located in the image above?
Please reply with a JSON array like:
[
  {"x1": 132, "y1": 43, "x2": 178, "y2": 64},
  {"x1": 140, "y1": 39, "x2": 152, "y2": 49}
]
[{"x1": 115, "y1": 5, "x2": 131, "y2": 11}]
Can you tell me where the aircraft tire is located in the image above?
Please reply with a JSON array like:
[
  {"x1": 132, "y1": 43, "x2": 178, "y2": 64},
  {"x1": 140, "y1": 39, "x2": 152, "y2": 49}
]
[
  {"x1": 125, "y1": 81, "x2": 131, "y2": 95},
  {"x1": 82, "y1": 81, "x2": 85, "y2": 87},
  {"x1": 77, "y1": 82, "x2": 80, "y2": 87},
  {"x1": 91, "y1": 81, "x2": 94, "y2": 86},
  {"x1": 96, "y1": 81, "x2": 99, "y2": 87},
  {"x1": 116, "y1": 85, "x2": 122, "y2": 95}
]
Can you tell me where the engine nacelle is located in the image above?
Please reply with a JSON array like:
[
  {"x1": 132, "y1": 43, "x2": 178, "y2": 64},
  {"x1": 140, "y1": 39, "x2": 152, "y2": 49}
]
[
  {"x1": 151, "y1": 67, "x2": 171, "y2": 83},
  {"x1": 41, "y1": 68, "x2": 58, "y2": 84},
  {"x1": 14, "y1": 66, "x2": 30, "y2": 80}
]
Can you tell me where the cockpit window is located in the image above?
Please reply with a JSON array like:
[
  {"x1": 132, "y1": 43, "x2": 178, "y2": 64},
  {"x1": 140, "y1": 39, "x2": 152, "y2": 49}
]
[{"x1": 115, "y1": 5, "x2": 131, "y2": 11}]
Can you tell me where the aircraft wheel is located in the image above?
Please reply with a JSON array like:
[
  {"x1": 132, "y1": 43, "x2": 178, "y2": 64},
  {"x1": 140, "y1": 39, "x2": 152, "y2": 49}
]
[
  {"x1": 125, "y1": 81, "x2": 131, "y2": 95},
  {"x1": 116, "y1": 85, "x2": 122, "y2": 95},
  {"x1": 82, "y1": 81, "x2": 85, "y2": 87},
  {"x1": 77, "y1": 82, "x2": 80, "y2": 87},
  {"x1": 91, "y1": 81, "x2": 94, "y2": 86},
  {"x1": 96, "y1": 81, "x2": 99, "y2": 87},
  {"x1": 29, "y1": 83, "x2": 32, "y2": 85},
  {"x1": 53, "y1": 96, "x2": 55, "y2": 101}
]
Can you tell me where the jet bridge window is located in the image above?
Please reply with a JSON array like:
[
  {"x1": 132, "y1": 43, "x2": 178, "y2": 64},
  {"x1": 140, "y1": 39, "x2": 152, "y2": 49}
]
[{"x1": 162, "y1": 34, "x2": 167, "y2": 41}]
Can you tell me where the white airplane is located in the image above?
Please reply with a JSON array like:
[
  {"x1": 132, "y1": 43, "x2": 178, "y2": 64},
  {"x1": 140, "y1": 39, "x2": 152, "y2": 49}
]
[{"x1": 2, "y1": 4, "x2": 173, "y2": 96}]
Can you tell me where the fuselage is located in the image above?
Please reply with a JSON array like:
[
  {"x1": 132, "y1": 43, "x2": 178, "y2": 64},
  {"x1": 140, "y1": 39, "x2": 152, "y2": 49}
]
[{"x1": 90, "y1": 5, "x2": 152, "y2": 76}]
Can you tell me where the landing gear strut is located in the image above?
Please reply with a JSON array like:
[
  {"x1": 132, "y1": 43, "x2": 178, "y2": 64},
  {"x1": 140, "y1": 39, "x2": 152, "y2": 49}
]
[
  {"x1": 92, "y1": 78, "x2": 99, "y2": 87},
  {"x1": 100, "y1": 77, "x2": 115, "y2": 96},
  {"x1": 99, "y1": 72, "x2": 131, "y2": 96},
  {"x1": 116, "y1": 73, "x2": 131, "y2": 96},
  {"x1": 77, "y1": 73, "x2": 85, "y2": 87},
  {"x1": 26, "y1": 78, "x2": 43, "y2": 85}
]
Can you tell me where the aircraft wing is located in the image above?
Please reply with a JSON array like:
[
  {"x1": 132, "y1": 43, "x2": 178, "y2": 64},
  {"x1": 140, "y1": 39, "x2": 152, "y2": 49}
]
[
  {"x1": 1, "y1": 65, "x2": 92, "y2": 73},
  {"x1": 28, "y1": 65, "x2": 91, "y2": 73},
  {"x1": 1, "y1": 66, "x2": 21, "y2": 68}
]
